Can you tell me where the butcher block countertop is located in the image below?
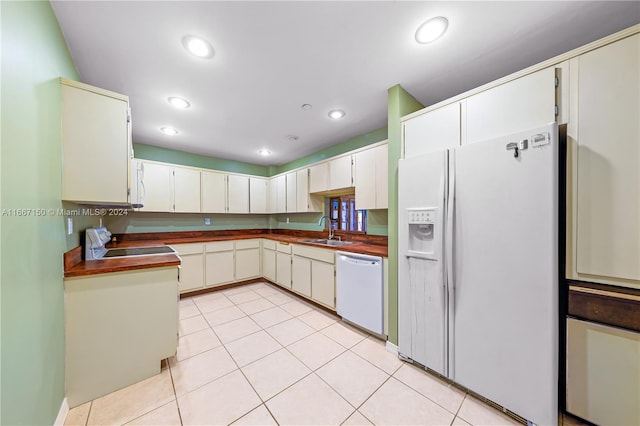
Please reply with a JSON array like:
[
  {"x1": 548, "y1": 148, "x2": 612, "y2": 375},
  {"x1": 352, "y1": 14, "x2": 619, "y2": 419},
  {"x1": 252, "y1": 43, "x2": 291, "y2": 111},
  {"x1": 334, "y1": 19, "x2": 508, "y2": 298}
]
[{"x1": 64, "y1": 229, "x2": 388, "y2": 278}]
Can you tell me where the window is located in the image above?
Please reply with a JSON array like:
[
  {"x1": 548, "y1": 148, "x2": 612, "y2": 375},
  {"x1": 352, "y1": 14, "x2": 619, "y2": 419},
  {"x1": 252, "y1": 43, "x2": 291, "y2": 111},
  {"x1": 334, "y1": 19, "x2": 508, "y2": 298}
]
[{"x1": 329, "y1": 195, "x2": 367, "y2": 232}]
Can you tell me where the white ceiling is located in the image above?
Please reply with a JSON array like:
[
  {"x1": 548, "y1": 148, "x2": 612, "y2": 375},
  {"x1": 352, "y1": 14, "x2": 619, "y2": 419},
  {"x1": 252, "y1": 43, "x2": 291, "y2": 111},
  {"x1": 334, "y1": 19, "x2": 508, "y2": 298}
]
[{"x1": 50, "y1": 1, "x2": 639, "y2": 166}]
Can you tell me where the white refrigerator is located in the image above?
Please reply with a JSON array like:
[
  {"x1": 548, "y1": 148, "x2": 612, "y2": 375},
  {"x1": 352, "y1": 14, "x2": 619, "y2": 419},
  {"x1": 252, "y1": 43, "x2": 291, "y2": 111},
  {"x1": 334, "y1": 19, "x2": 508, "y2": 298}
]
[{"x1": 398, "y1": 123, "x2": 558, "y2": 426}]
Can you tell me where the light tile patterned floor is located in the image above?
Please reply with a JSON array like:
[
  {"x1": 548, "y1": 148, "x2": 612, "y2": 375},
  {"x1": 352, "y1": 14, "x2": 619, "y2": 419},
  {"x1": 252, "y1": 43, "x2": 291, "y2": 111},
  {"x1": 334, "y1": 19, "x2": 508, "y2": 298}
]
[{"x1": 65, "y1": 281, "x2": 579, "y2": 426}]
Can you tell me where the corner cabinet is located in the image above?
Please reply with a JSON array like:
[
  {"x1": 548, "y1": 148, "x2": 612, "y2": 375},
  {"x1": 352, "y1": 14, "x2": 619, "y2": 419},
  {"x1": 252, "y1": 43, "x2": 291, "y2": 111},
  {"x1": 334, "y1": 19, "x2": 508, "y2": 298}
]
[{"x1": 61, "y1": 79, "x2": 132, "y2": 205}]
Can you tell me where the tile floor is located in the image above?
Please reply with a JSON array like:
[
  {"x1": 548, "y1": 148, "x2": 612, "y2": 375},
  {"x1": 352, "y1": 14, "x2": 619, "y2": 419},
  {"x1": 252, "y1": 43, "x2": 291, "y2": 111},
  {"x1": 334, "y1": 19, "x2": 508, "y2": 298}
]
[{"x1": 65, "y1": 281, "x2": 581, "y2": 426}]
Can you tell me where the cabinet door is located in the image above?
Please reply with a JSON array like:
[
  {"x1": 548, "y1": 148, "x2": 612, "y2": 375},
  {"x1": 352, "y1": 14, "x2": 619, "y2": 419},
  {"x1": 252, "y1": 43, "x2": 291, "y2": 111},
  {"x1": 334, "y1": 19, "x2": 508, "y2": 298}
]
[
  {"x1": 295, "y1": 169, "x2": 308, "y2": 212},
  {"x1": 566, "y1": 319, "x2": 640, "y2": 426},
  {"x1": 403, "y1": 103, "x2": 460, "y2": 158},
  {"x1": 311, "y1": 261, "x2": 335, "y2": 308},
  {"x1": 463, "y1": 67, "x2": 556, "y2": 145},
  {"x1": 205, "y1": 251, "x2": 235, "y2": 287},
  {"x1": 139, "y1": 162, "x2": 173, "y2": 212},
  {"x1": 174, "y1": 167, "x2": 201, "y2": 213},
  {"x1": 61, "y1": 80, "x2": 131, "y2": 205},
  {"x1": 263, "y1": 249, "x2": 276, "y2": 282},
  {"x1": 328, "y1": 155, "x2": 353, "y2": 190},
  {"x1": 274, "y1": 175, "x2": 287, "y2": 213},
  {"x1": 268, "y1": 178, "x2": 277, "y2": 214},
  {"x1": 201, "y1": 170, "x2": 227, "y2": 213},
  {"x1": 292, "y1": 256, "x2": 312, "y2": 297},
  {"x1": 309, "y1": 162, "x2": 329, "y2": 193},
  {"x1": 286, "y1": 172, "x2": 297, "y2": 213},
  {"x1": 276, "y1": 251, "x2": 291, "y2": 289},
  {"x1": 355, "y1": 147, "x2": 376, "y2": 210},
  {"x1": 375, "y1": 144, "x2": 388, "y2": 208},
  {"x1": 178, "y1": 254, "x2": 205, "y2": 293},
  {"x1": 249, "y1": 177, "x2": 268, "y2": 213},
  {"x1": 574, "y1": 34, "x2": 640, "y2": 282},
  {"x1": 228, "y1": 175, "x2": 249, "y2": 213},
  {"x1": 236, "y1": 248, "x2": 260, "y2": 281}
]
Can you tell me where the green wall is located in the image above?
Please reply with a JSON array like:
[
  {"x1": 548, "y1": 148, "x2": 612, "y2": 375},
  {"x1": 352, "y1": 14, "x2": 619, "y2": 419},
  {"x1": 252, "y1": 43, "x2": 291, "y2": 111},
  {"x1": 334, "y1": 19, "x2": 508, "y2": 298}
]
[
  {"x1": 105, "y1": 212, "x2": 270, "y2": 234},
  {"x1": 386, "y1": 85, "x2": 424, "y2": 345},
  {"x1": 133, "y1": 143, "x2": 270, "y2": 177},
  {"x1": 1, "y1": 1, "x2": 80, "y2": 424}
]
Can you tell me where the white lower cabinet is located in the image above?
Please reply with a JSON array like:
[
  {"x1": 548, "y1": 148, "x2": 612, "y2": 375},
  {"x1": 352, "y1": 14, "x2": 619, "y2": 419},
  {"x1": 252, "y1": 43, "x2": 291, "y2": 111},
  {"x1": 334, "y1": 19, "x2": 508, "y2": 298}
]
[
  {"x1": 275, "y1": 242, "x2": 292, "y2": 289},
  {"x1": 566, "y1": 318, "x2": 640, "y2": 425},
  {"x1": 292, "y1": 256, "x2": 312, "y2": 297},
  {"x1": 262, "y1": 239, "x2": 276, "y2": 282},
  {"x1": 65, "y1": 267, "x2": 178, "y2": 407},
  {"x1": 205, "y1": 241, "x2": 235, "y2": 288},
  {"x1": 172, "y1": 243, "x2": 205, "y2": 293},
  {"x1": 235, "y1": 239, "x2": 261, "y2": 281},
  {"x1": 292, "y1": 244, "x2": 336, "y2": 309},
  {"x1": 311, "y1": 260, "x2": 335, "y2": 309}
]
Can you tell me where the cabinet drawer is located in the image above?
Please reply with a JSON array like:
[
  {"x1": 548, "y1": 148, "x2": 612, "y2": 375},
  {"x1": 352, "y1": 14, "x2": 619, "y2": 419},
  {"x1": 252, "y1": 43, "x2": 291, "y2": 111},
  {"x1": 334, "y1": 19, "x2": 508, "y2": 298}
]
[
  {"x1": 292, "y1": 245, "x2": 335, "y2": 264},
  {"x1": 276, "y1": 242, "x2": 292, "y2": 254},
  {"x1": 263, "y1": 239, "x2": 276, "y2": 251},
  {"x1": 205, "y1": 241, "x2": 234, "y2": 252},
  {"x1": 172, "y1": 243, "x2": 203, "y2": 256},
  {"x1": 236, "y1": 239, "x2": 260, "y2": 250}
]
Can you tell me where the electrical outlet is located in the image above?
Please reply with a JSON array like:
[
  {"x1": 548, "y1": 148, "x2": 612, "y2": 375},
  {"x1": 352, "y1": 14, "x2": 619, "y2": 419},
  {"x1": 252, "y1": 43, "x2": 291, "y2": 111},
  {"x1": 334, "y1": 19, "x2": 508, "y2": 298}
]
[
  {"x1": 204, "y1": 217, "x2": 211, "y2": 225},
  {"x1": 286, "y1": 217, "x2": 290, "y2": 224}
]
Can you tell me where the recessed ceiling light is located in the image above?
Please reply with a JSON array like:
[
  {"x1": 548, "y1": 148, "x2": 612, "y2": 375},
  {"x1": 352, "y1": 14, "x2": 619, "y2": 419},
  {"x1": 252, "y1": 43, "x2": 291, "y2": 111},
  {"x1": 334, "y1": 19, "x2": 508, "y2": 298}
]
[
  {"x1": 160, "y1": 126, "x2": 179, "y2": 135},
  {"x1": 287, "y1": 135, "x2": 299, "y2": 141},
  {"x1": 415, "y1": 17, "x2": 449, "y2": 44},
  {"x1": 168, "y1": 97, "x2": 191, "y2": 109},
  {"x1": 258, "y1": 149, "x2": 271, "y2": 156},
  {"x1": 301, "y1": 104, "x2": 313, "y2": 111},
  {"x1": 328, "y1": 109, "x2": 346, "y2": 120},
  {"x1": 182, "y1": 35, "x2": 214, "y2": 59}
]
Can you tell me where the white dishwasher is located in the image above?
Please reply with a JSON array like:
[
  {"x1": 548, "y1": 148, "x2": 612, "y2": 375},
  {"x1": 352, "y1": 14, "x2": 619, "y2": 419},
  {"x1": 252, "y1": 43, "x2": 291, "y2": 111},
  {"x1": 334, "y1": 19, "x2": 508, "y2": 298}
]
[{"x1": 336, "y1": 251, "x2": 383, "y2": 334}]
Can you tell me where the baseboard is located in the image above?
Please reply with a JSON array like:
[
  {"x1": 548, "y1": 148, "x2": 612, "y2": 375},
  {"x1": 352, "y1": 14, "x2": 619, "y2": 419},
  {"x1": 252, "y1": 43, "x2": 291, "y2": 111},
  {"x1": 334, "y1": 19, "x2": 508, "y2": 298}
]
[
  {"x1": 385, "y1": 340, "x2": 399, "y2": 355},
  {"x1": 54, "y1": 397, "x2": 69, "y2": 426}
]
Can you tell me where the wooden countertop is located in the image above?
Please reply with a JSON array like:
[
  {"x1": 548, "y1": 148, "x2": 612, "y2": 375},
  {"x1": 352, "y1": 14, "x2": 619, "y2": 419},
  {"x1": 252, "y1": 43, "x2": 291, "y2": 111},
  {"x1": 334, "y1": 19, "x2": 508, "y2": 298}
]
[
  {"x1": 64, "y1": 229, "x2": 388, "y2": 278},
  {"x1": 63, "y1": 246, "x2": 181, "y2": 278}
]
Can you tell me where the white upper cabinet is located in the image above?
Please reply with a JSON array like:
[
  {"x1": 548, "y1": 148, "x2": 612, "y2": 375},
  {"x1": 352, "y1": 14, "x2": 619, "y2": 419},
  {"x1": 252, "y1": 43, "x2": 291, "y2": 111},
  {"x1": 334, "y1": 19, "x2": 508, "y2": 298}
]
[
  {"x1": 286, "y1": 172, "x2": 297, "y2": 213},
  {"x1": 571, "y1": 34, "x2": 640, "y2": 284},
  {"x1": 173, "y1": 167, "x2": 201, "y2": 213},
  {"x1": 138, "y1": 162, "x2": 173, "y2": 212},
  {"x1": 228, "y1": 174, "x2": 249, "y2": 213},
  {"x1": 273, "y1": 174, "x2": 287, "y2": 213},
  {"x1": 309, "y1": 162, "x2": 329, "y2": 193},
  {"x1": 403, "y1": 103, "x2": 460, "y2": 158},
  {"x1": 201, "y1": 170, "x2": 227, "y2": 213},
  {"x1": 463, "y1": 67, "x2": 557, "y2": 144},
  {"x1": 355, "y1": 143, "x2": 388, "y2": 210},
  {"x1": 61, "y1": 79, "x2": 132, "y2": 205},
  {"x1": 328, "y1": 155, "x2": 354, "y2": 190},
  {"x1": 249, "y1": 177, "x2": 268, "y2": 213},
  {"x1": 268, "y1": 178, "x2": 277, "y2": 213},
  {"x1": 201, "y1": 171, "x2": 250, "y2": 213},
  {"x1": 140, "y1": 162, "x2": 200, "y2": 212},
  {"x1": 296, "y1": 168, "x2": 322, "y2": 212}
]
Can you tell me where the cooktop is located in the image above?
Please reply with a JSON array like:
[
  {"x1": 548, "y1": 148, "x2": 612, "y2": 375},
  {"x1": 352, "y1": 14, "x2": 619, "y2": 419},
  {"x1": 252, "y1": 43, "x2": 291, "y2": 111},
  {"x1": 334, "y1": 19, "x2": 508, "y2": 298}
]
[{"x1": 102, "y1": 246, "x2": 176, "y2": 258}]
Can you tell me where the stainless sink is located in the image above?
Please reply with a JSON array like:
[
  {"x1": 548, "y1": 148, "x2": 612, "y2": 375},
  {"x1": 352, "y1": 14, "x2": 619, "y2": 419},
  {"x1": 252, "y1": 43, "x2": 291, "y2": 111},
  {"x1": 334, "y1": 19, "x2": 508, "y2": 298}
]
[{"x1": 301, "y1": 238, "x2": 355, "y2": 247}]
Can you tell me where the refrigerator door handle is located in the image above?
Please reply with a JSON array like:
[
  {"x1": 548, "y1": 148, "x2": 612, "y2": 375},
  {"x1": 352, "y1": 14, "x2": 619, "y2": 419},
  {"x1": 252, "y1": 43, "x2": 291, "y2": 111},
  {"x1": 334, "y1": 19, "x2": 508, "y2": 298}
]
[{"x1": 445, "y1": 149, "x2": 455, "y2": 377}]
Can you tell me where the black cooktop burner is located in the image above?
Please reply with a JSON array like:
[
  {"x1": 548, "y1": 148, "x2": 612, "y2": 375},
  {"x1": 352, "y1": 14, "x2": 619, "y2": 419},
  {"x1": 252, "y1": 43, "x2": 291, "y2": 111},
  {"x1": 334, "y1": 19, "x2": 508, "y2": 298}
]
[{"x1": 102, "y1": 246, "x2": 175, "y2": 258}]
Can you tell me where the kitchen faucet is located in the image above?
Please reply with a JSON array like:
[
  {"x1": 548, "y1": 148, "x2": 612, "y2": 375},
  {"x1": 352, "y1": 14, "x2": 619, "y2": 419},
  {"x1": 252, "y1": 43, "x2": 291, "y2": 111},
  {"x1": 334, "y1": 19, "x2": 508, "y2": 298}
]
[{"x1": 317, "y1": 215, "x2": 335, "y2": 240}]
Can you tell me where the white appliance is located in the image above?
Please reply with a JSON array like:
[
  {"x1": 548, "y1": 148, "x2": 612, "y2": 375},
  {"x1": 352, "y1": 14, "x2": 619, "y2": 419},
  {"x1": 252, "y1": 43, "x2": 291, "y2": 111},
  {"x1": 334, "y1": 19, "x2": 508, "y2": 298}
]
[
  {"x1": 336, "y1": 251, "x2": 384, "y2": 334},
  {"x1": 130, "y1": 159, "x2": 145, "y2": 209},
  {"x1": 398, "y1": 123, "x2": 559, "y2": 426}
]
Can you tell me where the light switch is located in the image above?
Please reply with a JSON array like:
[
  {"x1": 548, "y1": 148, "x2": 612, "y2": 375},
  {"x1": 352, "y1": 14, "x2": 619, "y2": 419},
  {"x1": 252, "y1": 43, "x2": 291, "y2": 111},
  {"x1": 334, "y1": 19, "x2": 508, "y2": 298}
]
[{"x1": 67, "y1": 217, "x2": 73, "y2": 235}]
